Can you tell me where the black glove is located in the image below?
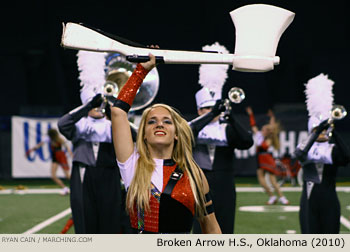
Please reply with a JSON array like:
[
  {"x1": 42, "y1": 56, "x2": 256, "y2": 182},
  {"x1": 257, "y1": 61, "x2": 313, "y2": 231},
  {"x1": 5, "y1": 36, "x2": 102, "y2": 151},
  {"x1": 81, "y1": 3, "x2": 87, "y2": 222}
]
[
  {"x1": 294, "y1": 119, "x2": 331, "y2": 163},
  {"x1": 211, "y1": 99, "x2": 226, "y2": 116},
  {"x1": 104, "y1": 104, "x2": 111, "y2": 119},
  {"x1": 88, "y1": 94, "x2": 104, "y2": 109},
  {"x1": 105, "y1": 95, "x2": 117, "y2": 106},
  {"x1": 315, "y1": 119, "x2": 331, "y2": 133}
]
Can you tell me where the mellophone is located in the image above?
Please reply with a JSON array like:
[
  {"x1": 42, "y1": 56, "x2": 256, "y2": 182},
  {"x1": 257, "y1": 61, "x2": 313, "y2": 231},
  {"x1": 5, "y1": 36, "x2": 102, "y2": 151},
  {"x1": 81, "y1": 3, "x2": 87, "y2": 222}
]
[{"x1": 61, "y1": 4, "x2": 295, "y2": 73}]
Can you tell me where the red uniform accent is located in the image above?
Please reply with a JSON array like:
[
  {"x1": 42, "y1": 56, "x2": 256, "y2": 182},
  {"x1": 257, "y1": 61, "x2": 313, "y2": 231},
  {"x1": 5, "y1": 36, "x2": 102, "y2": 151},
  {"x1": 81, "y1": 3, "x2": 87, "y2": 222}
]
[
  {"x1": 130, "y1": 194, "x2": 160, "y2": 233},
  {"x1": 117, "y1": 64, "x2": 149, "y2": 106},
  {"x1": 281, "y1": 155, "x2": 301, "y2": 177},
  {"x1": 54, "y1": 151, "x2": 69, "y2": 171},
  {"x1": 50, "y1": 142, "x2": 69, "y2": 171},
  {"x1": 162, "y1": 165, "x2": 195, "y2": 216},
  {"x1": 257, "y1": 142, "x2": 279, "y2": 175},
  {"x1": 129, "y1": 163, "x2": 195, "y2": 233},
  {"x1": 60, "y1": 218, "x2": 74, "y2": 234},
  {"x1": 249, "y1": 114, "x2": 256, "y2": 127}
]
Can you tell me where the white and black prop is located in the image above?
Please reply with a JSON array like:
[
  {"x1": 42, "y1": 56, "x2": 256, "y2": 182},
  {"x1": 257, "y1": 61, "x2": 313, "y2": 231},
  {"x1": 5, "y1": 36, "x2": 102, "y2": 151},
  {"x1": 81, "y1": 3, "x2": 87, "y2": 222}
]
[{"x1": 61, "y1": 4, "x2": 295, "y2": 73}]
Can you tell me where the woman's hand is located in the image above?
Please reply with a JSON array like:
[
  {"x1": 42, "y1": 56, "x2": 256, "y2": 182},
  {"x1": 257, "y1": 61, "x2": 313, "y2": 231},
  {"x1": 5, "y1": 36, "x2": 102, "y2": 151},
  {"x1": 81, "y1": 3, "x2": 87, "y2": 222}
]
[
  {"x1": 140, "y1": 53, "x2": 157, "y2": 71},
  {"x1": 246, "y1": 106, "x2": 253, "y2": 115},
  {"x1": 140, "y1": 45, "x2": 159, "y2": 71}
]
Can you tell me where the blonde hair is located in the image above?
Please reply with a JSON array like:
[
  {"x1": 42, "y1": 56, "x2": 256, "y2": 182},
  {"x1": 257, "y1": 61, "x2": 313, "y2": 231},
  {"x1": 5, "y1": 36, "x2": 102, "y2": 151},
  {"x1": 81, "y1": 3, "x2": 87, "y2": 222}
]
[
  {"x1": 268, "y1": 121, "x2": 281, "y2": 150},
  {"x1": 126, "y1": 104, "x2": 207, "y2": 218}
]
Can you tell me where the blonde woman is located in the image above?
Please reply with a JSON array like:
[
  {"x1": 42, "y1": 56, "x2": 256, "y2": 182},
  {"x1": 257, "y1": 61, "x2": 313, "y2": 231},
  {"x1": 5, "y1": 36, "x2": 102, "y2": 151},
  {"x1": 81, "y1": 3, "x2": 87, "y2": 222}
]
[
  {"x1": 246, "y1": 107, "x2": 289, "y2": 205},
  {"x1": 110, "y1": 54, "x2": 221, "y2": 234}
]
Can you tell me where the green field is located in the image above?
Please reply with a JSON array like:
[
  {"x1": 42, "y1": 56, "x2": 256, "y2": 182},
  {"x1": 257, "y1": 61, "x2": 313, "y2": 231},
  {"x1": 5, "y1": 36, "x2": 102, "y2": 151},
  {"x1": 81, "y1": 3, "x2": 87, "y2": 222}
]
[{"x1": 0, "y1": 178, "x2": 349, "y2": 234}]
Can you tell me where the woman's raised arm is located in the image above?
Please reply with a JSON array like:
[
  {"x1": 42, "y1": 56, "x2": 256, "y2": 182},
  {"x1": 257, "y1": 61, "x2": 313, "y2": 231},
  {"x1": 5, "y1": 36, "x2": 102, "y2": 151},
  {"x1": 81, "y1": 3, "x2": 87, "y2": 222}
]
[{"x1": 111, "y1": 54, "x2": 156, "y2": 162}]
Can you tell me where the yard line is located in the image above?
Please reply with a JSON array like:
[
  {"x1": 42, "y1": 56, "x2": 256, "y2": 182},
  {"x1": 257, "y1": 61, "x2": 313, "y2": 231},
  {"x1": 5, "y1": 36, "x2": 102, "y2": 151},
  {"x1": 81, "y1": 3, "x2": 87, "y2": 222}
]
[
  {"x1": 0, "y1": 189, "x2": 62, "y2": 195},
  {"x1": 0, "y1": 189, "x2": 13, "y2": 195},
  {"x1": 236, "y1": 186, "x2": 350, "y2": 192},
  {"x1": 15, "y1": 189, "x2": 62, "y2": 194},
  {"x1": 23, "y1": 208, "x2": 71, "y2": 234},
  {"x1": 340, "y1": 216, "x2": 350, "y2": 230},
  {"x1": 1, "y1": 187, "x2": 349, "y2": 195}
]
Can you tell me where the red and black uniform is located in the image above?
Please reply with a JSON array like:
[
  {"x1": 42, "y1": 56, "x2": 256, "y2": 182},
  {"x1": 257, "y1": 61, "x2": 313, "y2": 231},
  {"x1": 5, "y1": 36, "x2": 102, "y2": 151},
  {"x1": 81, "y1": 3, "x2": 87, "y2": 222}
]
[
  {"x1": 50, "y1": 141, "x2": 69, "y2": 171},
  {"x1": 114, "y1": 63, "x2": 206, "y2": 233},
  {"x1": 249, "y1": 112, "x2": 279, "y2": 175},
  {"x1": 128, "y1": 160, "x2": 195, "y2": 234},
  {"x1": 256, "y1": 140, "x2": 279, "y2": 175}
]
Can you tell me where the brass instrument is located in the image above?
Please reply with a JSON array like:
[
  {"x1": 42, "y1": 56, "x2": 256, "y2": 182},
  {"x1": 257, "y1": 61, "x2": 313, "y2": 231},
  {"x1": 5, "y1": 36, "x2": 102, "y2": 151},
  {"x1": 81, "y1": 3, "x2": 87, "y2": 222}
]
[
  {"x1": 101, "y1": 53, "x2": 159, "y2": 112},
  {"x1": 330, "y1": 105, "x2": 347, "y2": 121},
  {"x1": 325, "y1": 105, "x2": 347, "y2": 137},
  {"x1": 228, "y1": 87, "x2": 245, "y2": 104},
  {"x1": 222, "y1": 87, "x2": 245, "y2": 119}
]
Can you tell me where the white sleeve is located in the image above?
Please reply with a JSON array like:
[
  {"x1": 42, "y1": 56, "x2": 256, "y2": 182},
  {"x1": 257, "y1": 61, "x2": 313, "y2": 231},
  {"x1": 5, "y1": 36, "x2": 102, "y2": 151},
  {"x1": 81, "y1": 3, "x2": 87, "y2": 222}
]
[
  {"x1": 254, "y1": 131, "x2": 264, "y2": 146},
  {"x1": 74, "y1": 117, "x2": 112, "y2": 142},
  {"x1": 307, "y1": 142, "x2": 334, "y2": 164},
  {"x1": 43, "y1": 136, "x2": 50, "y2": 143},
  {"x1": 117, "y1": 147, "x2": 139, "y2": 189},
  {"x1": 74, "y1": 117, "x2": 89, "y2": 139}
]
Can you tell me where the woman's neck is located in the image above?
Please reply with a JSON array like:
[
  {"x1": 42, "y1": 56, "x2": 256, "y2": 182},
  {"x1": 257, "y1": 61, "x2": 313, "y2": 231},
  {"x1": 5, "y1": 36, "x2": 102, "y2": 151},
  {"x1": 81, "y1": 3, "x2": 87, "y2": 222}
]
[{"x1": 147, "y1": 144, "x2": 173, "y2": 160}]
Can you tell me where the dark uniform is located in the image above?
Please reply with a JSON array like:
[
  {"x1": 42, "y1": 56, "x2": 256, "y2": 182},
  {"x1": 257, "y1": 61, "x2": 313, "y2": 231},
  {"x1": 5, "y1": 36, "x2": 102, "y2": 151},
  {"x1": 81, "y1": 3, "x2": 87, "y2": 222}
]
[
  {"x1": 58, "y1": 100, "x2": 135, "y2": 233},
  {"x1": 190, "y1": 104, "x2": 253, "y2": 234},
  {"x1": 296, "y1": 130, "x2": 350, "y2": 233}
]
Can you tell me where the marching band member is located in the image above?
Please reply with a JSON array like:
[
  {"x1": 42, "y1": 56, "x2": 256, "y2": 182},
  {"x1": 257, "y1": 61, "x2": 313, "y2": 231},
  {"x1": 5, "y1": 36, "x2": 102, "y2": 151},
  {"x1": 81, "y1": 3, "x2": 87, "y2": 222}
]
[
  {"x1": 189, "y1": 42, "x2": 253, "y2": 234},
  {"x1": 294, "y1": 73, "x2": 350, "y2": 233},
  {"x1": 58, "y1": 51, "x2": 135, "y2": 234},
  {"x1": 190, "y1": 88, "x2": 253, "y2": 234}
]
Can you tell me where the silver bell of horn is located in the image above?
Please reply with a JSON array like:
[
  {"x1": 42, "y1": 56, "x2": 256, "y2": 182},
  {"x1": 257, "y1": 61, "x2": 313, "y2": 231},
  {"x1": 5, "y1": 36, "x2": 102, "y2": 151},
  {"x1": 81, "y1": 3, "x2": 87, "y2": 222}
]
[
  {"x1": 228, "y1": 87, "x2": 245, "y2": 104},
  {"x1": 105, "y1": 53, "x2": 159, "y2": 112},
  {"x1": 103, "y1": 81, "x2": 118, "y2": 97},
  {"x1": 98, "y1": 81, "x2": 119, "y2": 114},
  {"x1": 222, "y1": 87, "x2": 245, "y2": 120},
  {"x1": 330, "y1": 105, "x2": 347, "y2": 121},
  {"x1": 325, "y1": 105, "x2": 347, "y2": 138}
]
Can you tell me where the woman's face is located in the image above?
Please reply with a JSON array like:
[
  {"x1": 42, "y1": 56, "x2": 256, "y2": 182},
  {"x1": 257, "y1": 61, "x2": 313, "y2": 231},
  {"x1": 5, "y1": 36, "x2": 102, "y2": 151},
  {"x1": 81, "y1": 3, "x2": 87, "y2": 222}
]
[
  {"x1": 144, "y1": 107, "x2": 178, "y2": 147},
  {"x1": 88, "y1": 108, "x2": 105, "y2": 119}
]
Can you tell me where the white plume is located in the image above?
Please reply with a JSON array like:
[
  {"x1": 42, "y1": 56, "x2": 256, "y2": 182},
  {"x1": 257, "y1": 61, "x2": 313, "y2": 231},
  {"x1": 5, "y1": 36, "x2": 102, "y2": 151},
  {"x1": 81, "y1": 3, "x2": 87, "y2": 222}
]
[
  {"x1": 77, "y1": 50, "x2": 108, "y2": 96},
  {"x1": 305, "y1": 73, "x2": 334, "y2": 119},
  {"x1": 198, "y1": 42, "x2": 229, "y2": 93}
]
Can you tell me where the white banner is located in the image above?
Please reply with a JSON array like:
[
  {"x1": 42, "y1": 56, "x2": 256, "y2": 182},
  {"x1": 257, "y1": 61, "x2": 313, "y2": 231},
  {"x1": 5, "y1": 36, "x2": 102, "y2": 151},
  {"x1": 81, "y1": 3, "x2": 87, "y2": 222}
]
[{"x1": 11, "y1": 116, "x2": 72, "y2": 178}]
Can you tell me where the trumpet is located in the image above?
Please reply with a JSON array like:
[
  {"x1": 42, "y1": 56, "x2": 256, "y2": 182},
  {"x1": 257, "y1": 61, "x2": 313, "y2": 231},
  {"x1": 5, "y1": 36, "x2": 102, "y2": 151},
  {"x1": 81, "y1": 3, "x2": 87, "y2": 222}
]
[
  {"x1": 222, "y1": 87, "x2": 245, "y2": 120},
  {"x1": 103, "y1": 81, "x2": 119, "y2": 97},
  {"x1": 325, "y1": 105, "x2": 347, "y2": 137},
  {"x1": 228, "y1": 87, "x2": 245, "y2": 104},
  {"x1": 98, "y1": 81, "x2": 119, "y2": 114},
  {"x1": 330, "y1": 104, "x2": 347, "y2": 121},
  {"x1": 96, "y1": 53, "x2": 159, "y2": 115}
]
